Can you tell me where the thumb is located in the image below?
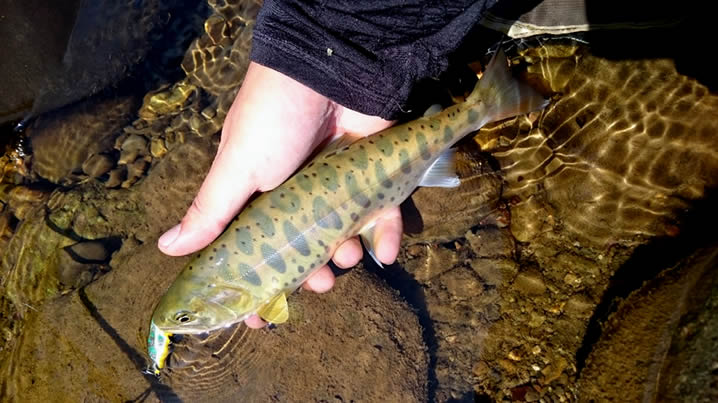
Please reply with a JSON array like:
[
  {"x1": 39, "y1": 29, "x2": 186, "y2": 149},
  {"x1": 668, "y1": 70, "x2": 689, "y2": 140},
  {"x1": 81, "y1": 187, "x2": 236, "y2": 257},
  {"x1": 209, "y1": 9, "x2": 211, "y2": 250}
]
[{"x1": 158, "y1": 143, "x2": 257, "y2": 256}]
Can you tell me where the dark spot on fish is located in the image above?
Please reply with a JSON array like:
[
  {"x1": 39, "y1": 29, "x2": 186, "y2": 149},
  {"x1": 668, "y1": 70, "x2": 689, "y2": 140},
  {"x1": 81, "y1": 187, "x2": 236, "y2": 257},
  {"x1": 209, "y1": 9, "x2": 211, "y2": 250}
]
[
  {"x1": 318, "y1": 240, "x2": 325, "y2": 247},
  {"x1": 308, "y1": 162, "x2": 315, "y2": 168},
  {"x1": 325, "y1": 151, "x2": 336, "y2": 158},
  {"x1": 284, "y1": 221, "x2": 311, "y2": 256},
  {"x1": 238, "y1": 263, "x2": 262, "y2": 286},
  {"x1": 261, "y1": 244, "x2": 286, "y2": 273},
  {"x1": 235, "y1": 227, "x2": 254, "y2": 255},
  {"x1": 378, "y1": 193, "x2": 385, "y2": 199},
  {"x1": 310, "y1": 263, "x2": 315, "y2": 269},
  {"x1": 417, "y1": 132, "x2": 431, "y2": 160},
  {"x1": 298, "y1": 266, "x2": 305, "y2": 273},
  {"x1": 444, "y1": 126, "x2": 454, "y2": 143},
  {"x1": 272, "y1": 190, "x2": 301, "y2": 213},
  {"x1": 292, "y1": 278, "x2": 297, "y2": 283},
  {"x1": 390, "y1": 197, "x2": 395, "y2": 202},
  {"x1": 467, "y1": 109, "x2": 479, "y2": 123},
  {"x1": 399, "y1": 150, "x2": 411, "y2": 174},
  {"x1": 313, "y1": 197, "x2": 343, "y2": 230}
]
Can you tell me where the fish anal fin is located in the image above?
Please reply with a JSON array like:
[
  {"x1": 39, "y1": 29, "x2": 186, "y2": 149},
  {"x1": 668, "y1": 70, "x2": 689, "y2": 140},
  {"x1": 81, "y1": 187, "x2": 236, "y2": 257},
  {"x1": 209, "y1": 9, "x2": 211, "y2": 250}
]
[
  {"x1": 359, "y1": 223, "x2": 384, "y2": 269},
  {"x1": 256, "y1": 293, "x2": 289, "y2": 324},
  {"x1": 419, "y1": 149, "x2": 461, "y2": 188}
]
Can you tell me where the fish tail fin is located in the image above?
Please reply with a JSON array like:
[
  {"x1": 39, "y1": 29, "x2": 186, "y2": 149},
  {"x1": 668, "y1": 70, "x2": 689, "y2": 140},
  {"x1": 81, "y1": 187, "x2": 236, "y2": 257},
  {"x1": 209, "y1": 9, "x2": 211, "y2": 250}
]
[{"x1": 466, "y1": 48, "x2": 548, "y2": 128}]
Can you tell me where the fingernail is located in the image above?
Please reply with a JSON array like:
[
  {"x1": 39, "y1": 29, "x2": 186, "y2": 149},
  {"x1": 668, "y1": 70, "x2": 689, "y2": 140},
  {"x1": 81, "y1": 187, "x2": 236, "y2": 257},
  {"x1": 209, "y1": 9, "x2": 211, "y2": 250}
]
[{"x1": 159, "y1": 224, "x2": 181, "y2": 248}]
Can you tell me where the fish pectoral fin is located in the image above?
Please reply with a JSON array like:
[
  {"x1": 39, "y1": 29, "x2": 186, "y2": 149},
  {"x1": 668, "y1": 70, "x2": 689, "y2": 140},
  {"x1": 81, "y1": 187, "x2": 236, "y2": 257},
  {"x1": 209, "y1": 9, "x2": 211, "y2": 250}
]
[
  {"x1": 256, "y1": 293, "x2": 289, "y2": 324},
  {"x1": 359, "y1": 224, "x2": 384, "y2": 269},
  {"x1": 418, "y1": 148, "x2": 461, "y2": 188}
]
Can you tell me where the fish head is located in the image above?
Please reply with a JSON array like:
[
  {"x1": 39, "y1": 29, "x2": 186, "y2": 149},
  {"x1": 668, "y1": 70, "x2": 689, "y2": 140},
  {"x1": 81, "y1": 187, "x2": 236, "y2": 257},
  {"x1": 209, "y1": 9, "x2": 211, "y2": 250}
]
[{"x1": 151, "y1": 278, "x2": 257, "y2": 335}]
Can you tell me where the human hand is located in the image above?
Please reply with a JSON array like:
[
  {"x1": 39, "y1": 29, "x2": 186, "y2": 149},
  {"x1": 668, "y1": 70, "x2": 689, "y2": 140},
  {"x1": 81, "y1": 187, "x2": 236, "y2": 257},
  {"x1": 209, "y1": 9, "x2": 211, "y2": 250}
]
[{"x1": 157, "y1": 62, "x2": 403, "y2": 328}]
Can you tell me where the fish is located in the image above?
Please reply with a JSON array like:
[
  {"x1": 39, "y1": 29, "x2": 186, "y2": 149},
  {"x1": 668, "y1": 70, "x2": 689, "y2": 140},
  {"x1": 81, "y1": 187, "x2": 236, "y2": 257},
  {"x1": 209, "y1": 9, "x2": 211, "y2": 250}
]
[{"x1": 147, "y1": 49, "x2": 548, "y2": 374}]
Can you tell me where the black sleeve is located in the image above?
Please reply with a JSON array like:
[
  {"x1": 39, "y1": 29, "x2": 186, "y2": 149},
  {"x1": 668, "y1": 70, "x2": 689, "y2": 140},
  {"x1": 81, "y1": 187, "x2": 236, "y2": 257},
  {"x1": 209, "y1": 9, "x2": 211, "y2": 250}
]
[{"x1": 250, "y1": 0, "x2": 498, "y2": 120}]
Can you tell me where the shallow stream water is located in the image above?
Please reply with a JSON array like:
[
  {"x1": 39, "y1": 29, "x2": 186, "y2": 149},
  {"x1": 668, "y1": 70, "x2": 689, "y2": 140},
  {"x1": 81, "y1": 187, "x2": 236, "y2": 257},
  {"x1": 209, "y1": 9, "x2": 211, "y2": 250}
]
[{"x1": 1, "y1": 1, "x2": 717, "y2": 402}]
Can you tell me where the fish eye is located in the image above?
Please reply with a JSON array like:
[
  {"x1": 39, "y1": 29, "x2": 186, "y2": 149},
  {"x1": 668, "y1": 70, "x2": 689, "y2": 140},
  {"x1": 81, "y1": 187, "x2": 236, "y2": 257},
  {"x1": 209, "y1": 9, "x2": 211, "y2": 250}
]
[{"x1": 174, "y1": 311, "x2": 194, "y2": 323}]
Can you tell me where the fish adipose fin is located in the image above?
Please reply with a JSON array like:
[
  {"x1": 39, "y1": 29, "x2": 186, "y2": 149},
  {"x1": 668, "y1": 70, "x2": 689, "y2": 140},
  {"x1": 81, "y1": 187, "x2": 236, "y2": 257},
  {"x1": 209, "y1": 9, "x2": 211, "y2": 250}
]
[
  {"x1": 419, "y1": 149, "x2": 461, "y2": 188},
  {"x1": 468, "y1": 48, "x2": 549, "y2": 129},
  {"x1": 359, "y1": 224, "x2": 383, "y2": 269},
  {"x1": 257, "y1": 293, "x2": 289, "y2": 324}
]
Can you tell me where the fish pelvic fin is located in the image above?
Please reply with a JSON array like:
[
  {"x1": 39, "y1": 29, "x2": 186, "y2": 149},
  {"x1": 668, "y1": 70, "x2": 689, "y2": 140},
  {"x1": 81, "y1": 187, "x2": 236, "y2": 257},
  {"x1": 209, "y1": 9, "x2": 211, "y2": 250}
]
[
  {"x1": 466, "y1": 48, "x2": 549, "y2": 127},
  {"x1": 359, "y1": 223, "x2": 383, "y2": 269},
  {"x1": 257, "y1": 293, "x2": 289, "y2": 324}
]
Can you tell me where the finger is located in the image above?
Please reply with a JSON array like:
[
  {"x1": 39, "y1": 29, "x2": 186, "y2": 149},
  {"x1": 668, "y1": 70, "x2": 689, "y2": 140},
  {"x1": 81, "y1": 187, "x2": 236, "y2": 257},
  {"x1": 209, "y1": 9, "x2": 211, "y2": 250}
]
[
  {"x1": 302, "y1": 265, "x2": 335, "y2": 293},
  {"x1": 332, "y1": 237, "x2": 362, "y2": 269},
  {"x1": 158, "y1": 139, "x2": 256, "y2": 256},
  {"x1": 373, "y1": 206, "x2": 403, "y2": 265},
  {"x1": 244, "y1": 314, "x2": 266, "y2": 329}
]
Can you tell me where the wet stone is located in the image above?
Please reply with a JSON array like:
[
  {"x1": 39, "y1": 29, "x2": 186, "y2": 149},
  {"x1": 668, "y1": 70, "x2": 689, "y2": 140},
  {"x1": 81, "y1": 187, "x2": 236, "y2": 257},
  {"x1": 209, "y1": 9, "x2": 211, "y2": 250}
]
[
  {"x1": 82, "y1": 154, "x2": 115, "y2": 178},
  {"x1": 564, "y1": 294, "x2": 594, "y2": 317},
  {"x1": 471, "y1": 258, "x2": 518, "y2": 286},
  {"x1": 513, "y1": 270, "x2": 547, "y2": 295},
  {"x1": 466, "y1": 227, "x2": 515, "y2": 259}
]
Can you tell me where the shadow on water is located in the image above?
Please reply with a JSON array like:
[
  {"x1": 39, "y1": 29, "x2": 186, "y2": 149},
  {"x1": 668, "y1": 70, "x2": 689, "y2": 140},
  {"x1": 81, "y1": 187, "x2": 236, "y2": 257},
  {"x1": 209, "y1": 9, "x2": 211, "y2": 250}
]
[
  {"x1": 341, "y1": 250, "x2": 441, "y2": 402},
  {"x1": 0, "y1": 0, "x2": 209, "y2": 128},
  {"x1": 576, "y1": 189, "x2": 718, "y2": 373},
  {"x1": 77, "y1": 288, "x2": 182, "y2": 402}
]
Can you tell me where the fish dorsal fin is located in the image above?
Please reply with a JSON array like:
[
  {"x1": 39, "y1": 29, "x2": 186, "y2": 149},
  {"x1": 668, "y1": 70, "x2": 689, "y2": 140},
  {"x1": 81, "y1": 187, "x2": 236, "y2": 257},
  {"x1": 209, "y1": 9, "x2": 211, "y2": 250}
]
[
  {"x1": 423, "y1": 103, "x2": 443, "y2": 117},
  {"x1": 256, "y1": 293, "x2": 289, "y2": 324},
  {"x1": 315, "y1": 132, "x2": 364, "y2": 160},
  {"x1": 359, "y1": 223, "x2": 383, "y2": 269},
  {"x1": 418, "y1": 149, "x2": 461, "y2": 188}
]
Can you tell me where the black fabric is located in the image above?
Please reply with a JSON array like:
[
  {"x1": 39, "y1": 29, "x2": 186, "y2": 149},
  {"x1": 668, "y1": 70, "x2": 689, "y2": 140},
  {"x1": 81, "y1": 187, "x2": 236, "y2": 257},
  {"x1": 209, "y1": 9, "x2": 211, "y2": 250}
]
[{"x1": 251, "y1": 0, "x2": 498, "y2": 120}]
